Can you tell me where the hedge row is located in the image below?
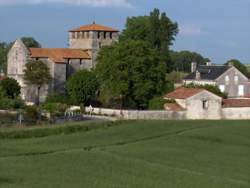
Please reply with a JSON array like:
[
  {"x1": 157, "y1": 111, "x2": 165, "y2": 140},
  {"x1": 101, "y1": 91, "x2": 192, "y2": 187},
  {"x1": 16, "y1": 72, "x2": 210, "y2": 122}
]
[{"x1": 0, "y1": 121, "x2": 123, "y2": 139}]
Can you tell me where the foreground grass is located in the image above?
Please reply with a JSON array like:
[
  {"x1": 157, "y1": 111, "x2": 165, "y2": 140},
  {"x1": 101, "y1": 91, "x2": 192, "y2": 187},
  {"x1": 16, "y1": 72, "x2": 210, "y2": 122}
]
[{"x1": 0, "y1": 120, "x2": 250, "y2": 188}]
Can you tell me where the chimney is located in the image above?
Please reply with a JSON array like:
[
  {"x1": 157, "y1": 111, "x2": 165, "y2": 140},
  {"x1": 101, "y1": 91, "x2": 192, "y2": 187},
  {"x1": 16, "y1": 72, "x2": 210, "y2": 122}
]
[
  {"x1": 206, "y1": 62, "x2": 212, "y2": 66},
  {"x1": 191, "y1": 62, "x2": 197, "y2": 73},
  {"x1": 195, "y1": 70, "x2": 201, "y2": 80}
]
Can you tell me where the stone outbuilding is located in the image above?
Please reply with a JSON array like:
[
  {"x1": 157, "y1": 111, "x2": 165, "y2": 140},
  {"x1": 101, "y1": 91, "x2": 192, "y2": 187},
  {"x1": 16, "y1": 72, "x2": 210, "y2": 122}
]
[{"x1": 164, "y1": 87, "x2": 222, "y2": 119}]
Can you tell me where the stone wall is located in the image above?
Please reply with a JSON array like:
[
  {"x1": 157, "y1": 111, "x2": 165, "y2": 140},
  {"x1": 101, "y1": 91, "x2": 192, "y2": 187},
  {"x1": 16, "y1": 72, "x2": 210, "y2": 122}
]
[
  {"x1": 222, "y1": 108, "x2": 250, "y2": 120},
  {"x1": 85, "y1": 107, "x2": 186, "y2": 120},
  {"x1": 85, "y1": 106, "x2": 250, "y2": 120}
]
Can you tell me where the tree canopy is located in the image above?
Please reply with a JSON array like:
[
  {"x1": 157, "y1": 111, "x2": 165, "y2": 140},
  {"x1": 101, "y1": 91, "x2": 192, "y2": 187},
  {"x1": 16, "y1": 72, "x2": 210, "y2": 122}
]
[
  {"x1": 24, "y1": 60, "x2": 52, "y2": 104},
  {"x1": 225, "y1": 59, "x2": 250, "y2": 78},
  {"x1": 66, "y1": 70, "x2": 99, "y2": 105},
  {"x1": 21, "y1": 37, "x2": 41, "y2": 48},
  {"x1": 95, "y1": 40, "x2": 168, "y2": 109},
  {"x1": 170, "y1": 50, "x2": 210, "y2": 73},
  {"x1": 0, "y1": 77, "x2": 21, "y2": 99},
  {"x1": 120, "y1": 8, "x2": 178, "y2": 72}
]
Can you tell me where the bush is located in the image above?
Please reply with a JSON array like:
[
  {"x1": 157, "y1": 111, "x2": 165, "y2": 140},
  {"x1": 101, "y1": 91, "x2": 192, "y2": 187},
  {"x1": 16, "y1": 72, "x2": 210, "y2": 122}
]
[
  {"x1": 24, "y1": 106, "x2": 39, "y2": 120},
  {"x1": 0, "y1": 97, "x2": 25, "y2": 110},
  {"x1": 0, "y1": 77, "x2": 21, "y2": 99},
  {"x1": 41, "y1": 103, "x2": 68, "y2": 117},
  {"x1": 148, "y1": 97, "x2": 168, "y2": 110},
  {"x1": 45, "y1": 92, "x2": 69, "y2": 104}
]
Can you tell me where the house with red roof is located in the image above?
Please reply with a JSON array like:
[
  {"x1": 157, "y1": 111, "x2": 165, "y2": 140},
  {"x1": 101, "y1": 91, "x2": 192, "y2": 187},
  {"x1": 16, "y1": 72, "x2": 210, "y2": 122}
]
[{"x1": 164, "y1": 87, "x2": 250, "y2": 119}]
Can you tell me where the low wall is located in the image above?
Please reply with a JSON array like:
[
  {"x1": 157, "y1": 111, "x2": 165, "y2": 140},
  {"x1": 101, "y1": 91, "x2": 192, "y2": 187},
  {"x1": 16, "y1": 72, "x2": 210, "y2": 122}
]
[
  {"x1": 86, "y1": 107, "x2": 250, "y2": 120},
  {"x1": 85, "y1": 107, "x2": 186, "y2": 120},
  {"x1": 222, "y1": 107, "x2": 250, "y2": 120}
]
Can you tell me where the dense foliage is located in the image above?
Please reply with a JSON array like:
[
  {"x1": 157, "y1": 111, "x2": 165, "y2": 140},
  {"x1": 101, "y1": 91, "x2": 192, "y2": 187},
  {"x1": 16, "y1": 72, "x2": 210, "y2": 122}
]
[
  {"x1": 184, "y1": 83, "x2": 228, "y2": 99},
  {"x1": 66, "y1": 70, "x2": 99, "y2": 105},
  {"x1": 24, "y1": 60, "x2": 52, "y2": 104},
  {"x1": 120, "y1": 8, "x2": 178, "y2": 72},
  {"x1": 0, "y1": 77, "x2": 21, "y2": 99},
  {"x1": 148, "y1": 97, "x2": 168, "y2": 110},
  {"x1": 170, "y1": 50, "x2": 210, "y2": 72},
  {"x1": 96, "y1": 40, "x2": 168, "y2": 109},
  {"x1": 225, "y1": 59, "x2": 250, "y2": 78}
]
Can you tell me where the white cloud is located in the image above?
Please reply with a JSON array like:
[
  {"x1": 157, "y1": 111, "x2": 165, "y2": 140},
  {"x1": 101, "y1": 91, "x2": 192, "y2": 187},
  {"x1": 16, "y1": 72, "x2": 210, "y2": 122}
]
[
  {"x1": 180, "y1": 24, "x2": 208, "y2": 36},
  {"x1": 0, "y1": 0, "x2": 132, "y2": 7}
]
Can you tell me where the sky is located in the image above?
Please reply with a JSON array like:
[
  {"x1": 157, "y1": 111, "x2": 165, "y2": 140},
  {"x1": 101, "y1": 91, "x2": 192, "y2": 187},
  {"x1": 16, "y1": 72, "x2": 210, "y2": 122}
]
[{"x1": 0, "y1": 0, "x2": 249, "y2": 64}]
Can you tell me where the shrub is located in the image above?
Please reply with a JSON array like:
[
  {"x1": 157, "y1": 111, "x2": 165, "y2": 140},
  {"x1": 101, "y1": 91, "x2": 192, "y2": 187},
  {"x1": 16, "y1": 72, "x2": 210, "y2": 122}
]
[
  {"x1": 41, "y1": 103, "x2": 68, "y2": 117},
  {"x1": 24, "y1": 105, "x2": 39, "y2": 120},
  {"x1": 0, "y1": 97, "x2": 25, "y2": 110},
  {"x1": 0, "y1": 77, "x2": 21, "y2": 99},
  {"x1": 148, "y1": 97, "x2": 168, "y2": 110},
  {"x1": 45, "y1": 92, "x2": 69, "y2": 104}
]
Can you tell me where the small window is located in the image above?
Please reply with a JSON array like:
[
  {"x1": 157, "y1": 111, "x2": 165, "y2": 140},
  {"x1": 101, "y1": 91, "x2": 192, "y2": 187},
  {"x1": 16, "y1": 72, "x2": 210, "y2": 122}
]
[
  {"x1": 97, "y1": 32, "x2": 100, "y2": 39},
  {"x1": 234, "y1": 75, "x2": 239, "y2": 84},
  {"x1": 238, "y1": 85, "x2": 244, "y2": 96},
  {"x1": 202, "y1": 100, "x2": 209, "y2": 109},
  {"x1": 219, "y1": 85, "x2": 225, "y2": 92},
  {"x1": 225, "y1": 76, "x2": 230, "y2": 85},
  {"x1": 110, "y1": 32, "x2": 113, "y2": 39}
]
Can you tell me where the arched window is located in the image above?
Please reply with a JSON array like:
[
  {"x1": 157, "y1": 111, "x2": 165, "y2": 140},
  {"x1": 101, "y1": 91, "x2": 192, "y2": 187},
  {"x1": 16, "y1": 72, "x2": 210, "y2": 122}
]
[{"x1": 234, "y1": 75, "x2": 239, "y2": 84}]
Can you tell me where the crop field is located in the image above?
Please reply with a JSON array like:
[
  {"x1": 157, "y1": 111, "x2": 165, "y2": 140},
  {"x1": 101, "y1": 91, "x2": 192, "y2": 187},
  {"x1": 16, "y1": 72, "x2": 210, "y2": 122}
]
[{"x1": 0, "y1": 120, "x2": 250, "y2": 188}]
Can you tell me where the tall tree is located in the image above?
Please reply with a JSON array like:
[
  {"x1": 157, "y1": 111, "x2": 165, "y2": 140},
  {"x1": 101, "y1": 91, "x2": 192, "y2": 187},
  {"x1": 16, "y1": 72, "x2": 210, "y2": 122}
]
[
  {"x1": 170, "y1": 50, "x2": 210, "y2": 72},
  {"x1": 66, "y1": 70, "x2": 99, "y2": 105},
  {"x1": 96, "y1": 40, "x2": 168, "y2": 109},
  {"x1": 23, "y1": 60, "x2": 52, "y2": 105},
  {"x1": 21, "y1": 37, "x2": 41, "y2": 48},
  {"x1": 120, "y1": 8, "x2": 178, "y2": 72},
  {"x1": 225, "y1": 59, "x2": 250, "y2": 78}
]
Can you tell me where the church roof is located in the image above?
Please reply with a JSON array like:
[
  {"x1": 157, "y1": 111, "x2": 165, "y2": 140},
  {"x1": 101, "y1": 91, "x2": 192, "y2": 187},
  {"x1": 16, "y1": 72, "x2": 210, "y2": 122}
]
[
  {"x1": 184, "y1": 65, "x2": 231, "y2": 80},
  {"x1": 29, "y1": 48, "x2": 91, "y2": 63},
  {"x1": 69, "y1": 23, "x2": 119, "y2": 32},
  {"x1": 164, "y1": 87, "x2": 205, "y2": 99}
]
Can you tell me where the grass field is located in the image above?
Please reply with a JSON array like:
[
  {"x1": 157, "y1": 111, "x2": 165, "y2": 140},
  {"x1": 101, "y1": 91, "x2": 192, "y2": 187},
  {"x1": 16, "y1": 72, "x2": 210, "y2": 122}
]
[{"x1": 0, "y1": 120, "x2": 250, "y2": 188}]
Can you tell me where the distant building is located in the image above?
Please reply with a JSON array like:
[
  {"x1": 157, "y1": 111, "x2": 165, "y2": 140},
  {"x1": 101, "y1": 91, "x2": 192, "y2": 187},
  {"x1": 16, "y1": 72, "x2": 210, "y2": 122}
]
[
  {"x1": 183, "y1": 62, "x2": 250, "y2": 98},
  {"x1": 164, "y1": 87, "x2": 222, "y2": 119},
  {"x1": 164, "y1": 87, "x2": 250, "y2": 119},
  {"x1": 7, "y1": 23, "x2": 119, "y2": 102}
]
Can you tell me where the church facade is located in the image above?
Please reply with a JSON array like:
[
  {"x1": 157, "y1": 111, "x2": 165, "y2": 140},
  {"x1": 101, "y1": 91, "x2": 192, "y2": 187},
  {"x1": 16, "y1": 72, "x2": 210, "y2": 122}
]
[{"x1": 7, "y1": 23, "x2": 119, "y2": 102}]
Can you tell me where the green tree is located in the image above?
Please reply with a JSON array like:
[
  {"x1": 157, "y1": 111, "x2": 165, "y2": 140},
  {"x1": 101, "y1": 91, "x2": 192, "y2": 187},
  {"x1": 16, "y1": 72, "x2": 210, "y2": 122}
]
[
  {"x1": 21, "y1": 37, "x2": 41, "y2": 48},
  {"x1": 0, "y1": 77, "x2": 21, "y2": 99},
  {"x1": 225, "y1": 59, "x2": 250, "y2": 78},
  {"x1": 0, "y1": 42, "x2": 9, "y2": 73},
  {"x1": 66, "y1": 70, "x2": 99, "y2": 105},
  {"x1": 96, "y1": 40, "x2": 168, "y2": 109},
  {"x1": 120, "y1": 8, "x2": 178, "y2": 72},
  {"x1": 170, "y1": 50, "x2": 210, "y2": 72},
  {"x1": 24, "y1": 60, "x2": 52, "y2": 105}
]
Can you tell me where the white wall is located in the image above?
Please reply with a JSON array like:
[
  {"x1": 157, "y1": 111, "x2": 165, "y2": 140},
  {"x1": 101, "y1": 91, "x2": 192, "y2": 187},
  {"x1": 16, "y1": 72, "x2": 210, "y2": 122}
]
[{"x1": 222, "y1": 108, "x2": 250, "y2": 119}]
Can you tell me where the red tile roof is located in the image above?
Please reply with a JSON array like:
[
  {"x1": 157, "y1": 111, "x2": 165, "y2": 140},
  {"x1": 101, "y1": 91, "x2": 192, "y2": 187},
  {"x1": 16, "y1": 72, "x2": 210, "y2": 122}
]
[
  {"x1": 222, "y1": 99, "x2": 250, "y2": 108},
  {"x1": 29, "y1": 48, "x2": 91, "y2": 63},
  {"x1": 164, "y1": 87, "x2": 205, "y2": 99},
  {"x1": 69, "y1": 23, "x2": 119, "y2": 32},
  {"x1": 164, "y1": 103, "x2": 184, "y2": 111}
]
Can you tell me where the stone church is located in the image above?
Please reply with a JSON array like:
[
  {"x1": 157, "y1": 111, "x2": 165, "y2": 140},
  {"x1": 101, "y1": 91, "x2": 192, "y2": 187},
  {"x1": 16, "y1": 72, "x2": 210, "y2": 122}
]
[{"x1": 7, "y1": 23, "x2": 119, "y2": 102}]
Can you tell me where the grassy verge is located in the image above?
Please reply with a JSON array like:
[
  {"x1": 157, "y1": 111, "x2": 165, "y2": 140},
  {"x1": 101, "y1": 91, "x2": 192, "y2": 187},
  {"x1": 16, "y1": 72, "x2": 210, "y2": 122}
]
[{"x1": 0, "y1": 120, "x2": 124, "y2": 139}]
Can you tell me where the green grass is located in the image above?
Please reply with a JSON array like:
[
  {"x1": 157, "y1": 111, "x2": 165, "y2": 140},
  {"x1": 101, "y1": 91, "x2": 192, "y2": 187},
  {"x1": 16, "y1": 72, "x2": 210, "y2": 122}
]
[{"x1": 0, "y1": 120, "x2": 250, "y2": 188}]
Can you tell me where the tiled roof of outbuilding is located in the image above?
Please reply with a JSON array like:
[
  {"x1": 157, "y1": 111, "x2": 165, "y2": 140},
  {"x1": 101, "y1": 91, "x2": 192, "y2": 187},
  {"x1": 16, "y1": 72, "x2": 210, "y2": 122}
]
[
  {"x1": 164, "y1": 87, "x2": 205, "y2": 99},
  {"x1": 222, "y1": 99, "x2": 250, "y2": 108},
  {"x1": 184, "y1": 65, "x2": 231, "y2": 80},
  {"x1": 69, "y1": 23, "x2": 119, "y2": 32},
  {"x1": 164, "y1": 103, "x2": 184, "y2": 111},
  {"x1": 29, "y1": 48, "x2": 91, "y2": 63}
]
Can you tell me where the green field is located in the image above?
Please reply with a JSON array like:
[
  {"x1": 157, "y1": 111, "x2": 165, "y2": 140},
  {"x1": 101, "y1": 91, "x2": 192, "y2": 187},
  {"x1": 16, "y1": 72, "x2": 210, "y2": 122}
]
[{"x1": 0, "y1": 120, "x2": 250, "y2": 188}]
